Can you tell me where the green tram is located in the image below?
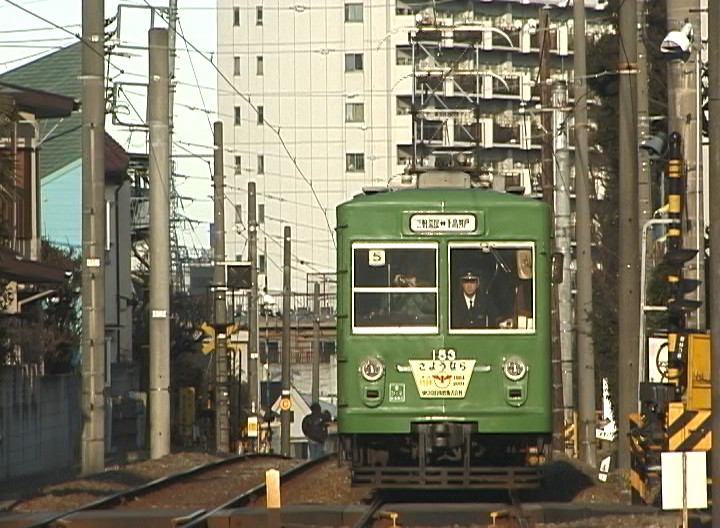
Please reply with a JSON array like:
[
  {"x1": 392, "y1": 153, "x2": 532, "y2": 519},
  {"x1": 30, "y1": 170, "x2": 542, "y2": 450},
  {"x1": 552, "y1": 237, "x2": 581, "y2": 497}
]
[{"x1": 336, "y1": 172, "x2": 552, "y2": 489}]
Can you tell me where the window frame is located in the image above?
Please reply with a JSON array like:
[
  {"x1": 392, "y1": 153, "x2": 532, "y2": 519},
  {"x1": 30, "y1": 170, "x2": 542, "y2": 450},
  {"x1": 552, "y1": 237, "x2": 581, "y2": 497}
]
[
  {"x1": 257, "y1": 105, "x2": 264, "y2": 125},
  {"x1": 256, "y1": 55, "x2": 264, "y2": 76},
  {"x1": 234, "y1": 106, "x2": 241, "y2": 126},
  {"x1": 345, "y1": 153, "x2": 365, "y2": 172},
  {"x1": 344, "y1": 2, "x2": 363, "y2": 23},
  {"x1": 447, "y1": 241, "x2": 537, "y2": 335},
  {"x1": 256, "y1": 5, "x2": 263, "y2": 25},
  {"x1": 344, "y1": 53, "x2": 363, "y2": 72},
  {"x1": 233, "y1": 7, "x2": 240, "y2": 26},
  {"x1": 345, "y1": 102, "x2": 365, "y2": 123},
  {"x1": 233, "y1": 56, "x2": 241, "y2": 76},
  {"x1": 234, "y1": 154, "x2": 242, "y2": 174},
  {"x1": 351, "y1": 241, "x2": 439, "y2": 335},
  {"x1": 257, "y1": 154, "x2": 265, "y2": 174}
]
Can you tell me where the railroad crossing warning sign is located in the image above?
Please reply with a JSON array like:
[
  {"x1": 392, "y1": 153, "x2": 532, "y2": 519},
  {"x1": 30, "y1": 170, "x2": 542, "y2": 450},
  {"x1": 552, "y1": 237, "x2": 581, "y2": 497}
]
[
  {"x1": 279, "y1": 397, "x2": 292, "y2": 411},
  {"x1": 199, "y1": 322, "x2": 241, "y2": 355}
]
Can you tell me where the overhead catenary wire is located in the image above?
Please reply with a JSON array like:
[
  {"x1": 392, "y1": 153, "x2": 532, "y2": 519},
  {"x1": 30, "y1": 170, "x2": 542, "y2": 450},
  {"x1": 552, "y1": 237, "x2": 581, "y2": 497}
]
[
  {"x1": 142, "y1": 0, "x2": 336, "y2": 248},
  {"x1": 1, "y1": 0, "x2": 126, "y2": 76}
]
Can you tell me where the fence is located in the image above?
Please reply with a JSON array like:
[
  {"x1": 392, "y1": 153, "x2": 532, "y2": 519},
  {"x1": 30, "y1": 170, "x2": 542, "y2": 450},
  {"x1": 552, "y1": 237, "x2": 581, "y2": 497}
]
[{"x1": 0, "y1": 365, "x2": 81, "y2": 480}]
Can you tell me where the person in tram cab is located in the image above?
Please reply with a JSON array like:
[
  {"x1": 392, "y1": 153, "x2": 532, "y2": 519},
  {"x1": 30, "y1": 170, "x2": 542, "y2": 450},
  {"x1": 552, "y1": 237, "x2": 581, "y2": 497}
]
[{"x1": 451, "y1": 270, "x2": 500, "y2": 329}]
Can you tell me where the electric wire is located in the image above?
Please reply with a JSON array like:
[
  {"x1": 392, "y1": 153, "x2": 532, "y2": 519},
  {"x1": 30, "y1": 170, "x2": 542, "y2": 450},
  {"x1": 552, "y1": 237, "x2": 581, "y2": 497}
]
[{"x1": 142, "y1": 0, "x2": 336, "y2": 248}]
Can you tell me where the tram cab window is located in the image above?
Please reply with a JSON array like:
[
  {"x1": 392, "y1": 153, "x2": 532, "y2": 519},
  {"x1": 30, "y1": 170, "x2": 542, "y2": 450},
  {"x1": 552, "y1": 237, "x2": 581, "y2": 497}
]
[
  {"x1": 352, "y1": 244, "x2": 438, "y2": 332},
  {"x1": 449, "y1": 243, "x2": 535, "y2": 332}
]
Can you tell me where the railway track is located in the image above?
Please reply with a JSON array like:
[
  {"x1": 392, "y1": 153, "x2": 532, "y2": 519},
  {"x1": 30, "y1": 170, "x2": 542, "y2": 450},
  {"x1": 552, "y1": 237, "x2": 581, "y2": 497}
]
[
  {"x1": 0, "y1": 453, "x2": 332, "y2": 528},
  {"x1": 0, "y1": 455, "x2": 676, "y2": 527},
  {"x1": 350, "y1": 489, "x2": 533, "y2": 528},
  {"x1": 12, "y1": 453, "x2": 295, "y2": 528},
  {"x1": 180, "y1": 453, "x2": 333, "y2": 527}
]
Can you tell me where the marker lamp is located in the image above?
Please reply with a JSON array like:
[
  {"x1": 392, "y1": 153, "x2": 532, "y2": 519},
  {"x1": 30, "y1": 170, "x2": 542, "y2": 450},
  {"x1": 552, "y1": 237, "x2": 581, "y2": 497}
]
[
  {"x1": 360, "y1": 357, "x2": 384, "y2": 382},
  {"x1": 503, "y1": 357, "x2": 527, "y2": 381}
]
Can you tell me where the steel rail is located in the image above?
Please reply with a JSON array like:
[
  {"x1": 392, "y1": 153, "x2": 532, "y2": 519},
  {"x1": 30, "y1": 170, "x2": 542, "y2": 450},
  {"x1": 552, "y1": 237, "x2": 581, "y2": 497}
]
[
  {"x1": 24, "y1": 453, "x2": 280, "y2": 528},
  {"x1": 351, "y1": 493, "x2": 387, "y2": 528},
  {"x1": 508, "y1": 489, "x2": 530, "y2": 528},
  {"x1": 182, "y1": 453, "x2": 334, "y2": 528}
]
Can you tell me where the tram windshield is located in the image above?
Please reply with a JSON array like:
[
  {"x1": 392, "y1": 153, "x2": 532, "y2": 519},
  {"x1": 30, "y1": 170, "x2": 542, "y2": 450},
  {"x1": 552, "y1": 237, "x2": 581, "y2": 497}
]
[
  {"x1": 449, "y1": 243, "x2": 535, "y2": 332},
  {"x1": 352, "y1": 243, "x2": 438, "y2": 333}
]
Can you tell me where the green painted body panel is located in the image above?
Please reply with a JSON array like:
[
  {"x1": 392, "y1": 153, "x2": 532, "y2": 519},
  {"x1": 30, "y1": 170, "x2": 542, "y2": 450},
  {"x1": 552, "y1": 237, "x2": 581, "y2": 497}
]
[{"x1": 336, "y1": 188, "x2": 552, "y2": 435}]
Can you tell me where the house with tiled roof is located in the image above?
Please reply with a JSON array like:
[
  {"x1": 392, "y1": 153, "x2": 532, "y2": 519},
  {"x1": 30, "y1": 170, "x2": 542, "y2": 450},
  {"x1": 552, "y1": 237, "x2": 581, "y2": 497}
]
[{"x1": 0, "y1": 43, "x2": 134, "y2": 370}]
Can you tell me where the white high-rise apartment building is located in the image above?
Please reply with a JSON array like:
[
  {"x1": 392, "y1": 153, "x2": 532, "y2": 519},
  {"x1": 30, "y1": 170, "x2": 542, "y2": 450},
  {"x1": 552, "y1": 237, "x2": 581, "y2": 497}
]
[{"x1": 216, "y1": 1, "x2": 608, "y2": 292}]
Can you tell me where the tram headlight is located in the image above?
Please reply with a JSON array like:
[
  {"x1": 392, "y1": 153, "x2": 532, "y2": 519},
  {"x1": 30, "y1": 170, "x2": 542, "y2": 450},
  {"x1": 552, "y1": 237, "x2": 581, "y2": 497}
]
[
  {"x1": 360, "y1": 357, "x2": 385, "y2": 382},
  {"x1": 503, "y1": 357, "x2": 527, "y2": 381}
]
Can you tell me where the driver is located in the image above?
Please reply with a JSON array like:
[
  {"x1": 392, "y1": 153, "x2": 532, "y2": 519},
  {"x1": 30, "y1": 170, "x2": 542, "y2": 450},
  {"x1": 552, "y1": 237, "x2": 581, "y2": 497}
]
[{"x1": 451, "y1": 271, "x2": 511, "y2": 329}]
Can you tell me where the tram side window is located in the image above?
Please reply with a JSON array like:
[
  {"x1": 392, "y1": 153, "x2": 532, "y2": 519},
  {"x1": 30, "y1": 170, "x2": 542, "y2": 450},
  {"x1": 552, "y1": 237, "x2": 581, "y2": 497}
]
[
  {"x1": 353, "y1": 246, "x2": 437, "y2": 329},
  {"x1": 449, "y1": 244, "x2": 534, "y2": 331}
]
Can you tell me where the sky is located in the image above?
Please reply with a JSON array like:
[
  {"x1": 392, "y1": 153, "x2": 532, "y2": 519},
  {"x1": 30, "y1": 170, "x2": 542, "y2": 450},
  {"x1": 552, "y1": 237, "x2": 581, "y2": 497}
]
[{"x1": 0, "y1": 0, "x2": 218, "y2": 256}]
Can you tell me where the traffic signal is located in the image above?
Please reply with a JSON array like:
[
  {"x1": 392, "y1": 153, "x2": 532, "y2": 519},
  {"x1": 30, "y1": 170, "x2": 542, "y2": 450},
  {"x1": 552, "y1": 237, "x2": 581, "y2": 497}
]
[{"x1": 663, "y1": 132, "x2": 701, "y2": 330}]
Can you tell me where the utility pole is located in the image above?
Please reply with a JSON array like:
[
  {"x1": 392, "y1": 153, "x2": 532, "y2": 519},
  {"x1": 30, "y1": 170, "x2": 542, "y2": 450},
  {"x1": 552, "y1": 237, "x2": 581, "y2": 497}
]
[
  {"x1": 667, "y1": 0, "x2": 704, "y2": 330},
  {"x1": 248, "y1": 182, "x2": 259, "y2": 418},
  {"x1": 573, "y1": 0, "x2": 597, "y2": 468},
  {"x1": 637, "y1": 0, "x2": 651, "y2": 229},
  {"x1": 281, "y1": 226, "x2": 291, "y2": 457},
  {"x1": 312, "y1": 282, "x2": 321, "y2": 404},
  {"x1": 707, "y1": 2, "x2": 720, "y2": 524},
  {"x1": 539, "y1": 8, "x2": 552, "y2": 203},
  {"x1": 538, "y1": 8, "x2": 564, "y2": 453},
  {"x1": 81, "y1": 0, "x2": 106, "y2": 475},
  {"x1": 167, "y1": 0, "x2": 177, "y2": 117},
  {"x1": 617, "y1": 0, "x2": 639, "y2": 471},
  {"x1": 213, "y1": 121, "x2": 229, "y2": 453},
  {"x1": 148, "y1": 28, "x2": 171, "y2": 459},
  {"x1": 167, "y1": 0, "x2": 181, "y2": 290},
  {"x1": 552, "y1": 81, "x2": 574, "y2": 430}
]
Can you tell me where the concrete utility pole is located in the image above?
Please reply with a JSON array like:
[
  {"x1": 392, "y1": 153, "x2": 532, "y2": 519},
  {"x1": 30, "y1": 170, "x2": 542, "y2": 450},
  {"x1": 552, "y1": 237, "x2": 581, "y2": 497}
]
[
  {"x1": 213, "y1": 121, "x2": 229, "y2": 453},
  {"x1": 667, "y1": 0, "x2": 704, "y2": 330},
  {"x1": 167, "y1": 0, "x2": 180, "y2": 290},
  {"x1": 539, "y1": 9, "x2": 552, "y2": 202},
  {"x1": 312, "y1": 282, "x2": 321, "y2": 404},
  {"x1": 538, "y1": 8, "x2": 564, "y2": 453},
  {"x1": 637, "y1": 0, "x2": 651, "y2": 228},
  {"x1": 573, "y1": 0, "x2": 597, "y2": 468},
  {"x1": 552, "y1": 81, "x2": 574, "y2": 428},
  {"x1": 707, "y1": 2, "x2": 720, "y2": 524},
  {"x1": 281, "y1": 226, "x2": 291, "y2": 457},
  {"x1": 616, "y1": 0, "x2": 639, "y2": 471},
  {"x1": 81, "y1": 0, "x2": 106, "y2": 475},
  {"x1": 148, "y1": 28, "x2": 171, "y2": 459},
  {"x1": 167, "y1": 0, "x2": 178, "y2": 117},
  {"x1": 248, "y1": 182, "x2": 259, "y2": 417}
]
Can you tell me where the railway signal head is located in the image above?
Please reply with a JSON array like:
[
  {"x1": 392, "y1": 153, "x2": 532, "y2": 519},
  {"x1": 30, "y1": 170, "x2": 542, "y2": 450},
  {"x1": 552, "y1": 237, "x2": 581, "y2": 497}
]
[{"x1": 662, "y1": 247, "x2": 701, "y2": 327}]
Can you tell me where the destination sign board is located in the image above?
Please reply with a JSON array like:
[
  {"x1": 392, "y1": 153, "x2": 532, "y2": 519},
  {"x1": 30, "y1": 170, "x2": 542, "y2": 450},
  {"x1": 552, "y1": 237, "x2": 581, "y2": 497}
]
[{"x1": 410, "y1": 214, "x2": 476, "y2": 233}]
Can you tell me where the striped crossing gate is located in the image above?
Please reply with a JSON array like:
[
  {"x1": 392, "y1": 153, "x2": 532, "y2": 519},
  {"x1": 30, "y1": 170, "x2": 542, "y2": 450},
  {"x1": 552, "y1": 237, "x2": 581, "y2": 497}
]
[
  {"x1": 629, "y1": 413, "x2": 650, "y2": 504},
  {"x1": 666, "y1": 402, "x2": 711, "y2": 452}
]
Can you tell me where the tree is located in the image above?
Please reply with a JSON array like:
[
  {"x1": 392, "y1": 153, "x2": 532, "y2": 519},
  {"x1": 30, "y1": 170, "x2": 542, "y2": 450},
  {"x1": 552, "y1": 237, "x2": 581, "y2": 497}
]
[
  {"x1": 0, "y1": 93, "x2": 18, "y2": 245},
  {"x1": 0, "y1": 242, "x2": 81, "y2": 373},
  {"x1": 586, "y1": 0, "x2": 668, "y2": 408},
  {"x1": 131, "y1": 267, "x2": 210, "y2": 393}
]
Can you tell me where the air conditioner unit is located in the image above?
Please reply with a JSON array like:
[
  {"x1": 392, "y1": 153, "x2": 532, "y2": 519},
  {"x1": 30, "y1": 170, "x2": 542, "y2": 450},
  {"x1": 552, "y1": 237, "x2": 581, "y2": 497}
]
[
  {"x1": 480, "y1": 118, "x2": 493, "y2": 148},
  {"x1": 520, "y1": 115, "x2": 532, "y2": 150},
  {"x1": 482, "y1": 29, "x2": 493, "y2": 50},
  {"x1": 520, "y1": 73, "x2": 532, "y2": 101},
  {"x1": 558, "y1": 24, "x2": 569, "y2": 56},
  {"x1": 520, "y1": 25, "x2": 531, "y2": 53}
]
